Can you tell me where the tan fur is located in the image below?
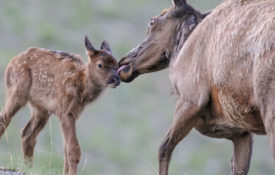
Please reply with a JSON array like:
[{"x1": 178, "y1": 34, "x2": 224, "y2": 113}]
[
  {"x1": 0, "y1": 37, "x2": 119, "y2": 175},
  {"x1": 160, "y1": 8, "x2": 172, "y2": 16},
  {"x1": 168, "y1": 0, "x2": 274, "y2": 174},
  {"x1": 118, "y1": 0, "x2": 275, "y2": 174}
]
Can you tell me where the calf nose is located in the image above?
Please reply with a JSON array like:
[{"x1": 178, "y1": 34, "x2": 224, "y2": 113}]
[{"x1": 107, "y1": 75, "x2": 120, "y2": 87}]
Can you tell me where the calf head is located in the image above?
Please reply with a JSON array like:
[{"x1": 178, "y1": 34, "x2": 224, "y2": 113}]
[
  {"x1": 85, "y1": 36, "x2": 120, "y2": 88},
  {"x1": 118, "y1": 0, "x2": 209, "y2": 82}
]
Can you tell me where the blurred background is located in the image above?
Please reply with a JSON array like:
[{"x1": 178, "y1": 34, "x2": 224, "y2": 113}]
[{"x1": 0, "y1": 0, "x2": 274, "y2": 174}]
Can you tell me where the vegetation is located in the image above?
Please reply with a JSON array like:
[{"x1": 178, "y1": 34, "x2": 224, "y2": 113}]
[{"x1": 0, "y1": 0, "x2": 274, "y2": 174}]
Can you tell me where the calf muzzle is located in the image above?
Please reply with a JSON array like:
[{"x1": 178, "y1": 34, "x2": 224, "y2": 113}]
[{"x1": 107, "y1": 75, "x2": 120, "y2": 88}]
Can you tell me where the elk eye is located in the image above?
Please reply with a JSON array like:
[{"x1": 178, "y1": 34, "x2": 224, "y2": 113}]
[
  {"x1": 97, "y1": 64, "x2": 103, "y2": 69},
  {"x1": 150, "y1": 19, "x2": 156, "y2": 26}
]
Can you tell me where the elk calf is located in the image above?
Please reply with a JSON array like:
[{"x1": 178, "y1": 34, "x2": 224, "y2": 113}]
[{"x1": 0, "y1": 36, "x2": 120, "y2": 175}]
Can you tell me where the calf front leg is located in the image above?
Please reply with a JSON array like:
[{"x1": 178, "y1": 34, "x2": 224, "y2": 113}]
[
  {"x1": 230, "y1": 133, "x2": 253, "y2": 175},
  {"x1": 158, "y1": 98, "x2": 208, "y2": 175},
  {"x1": 60, "y1": 114, "x2": 81, "y2": 175},
  {"x1": 63, "y1": 144, "x2": 69, "y2": 174}
]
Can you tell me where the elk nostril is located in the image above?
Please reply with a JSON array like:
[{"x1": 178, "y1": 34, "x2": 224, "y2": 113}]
[
  {"x1": 122, "y1": 65, "x2": 131, "y2": 73},
  {"x1": 138, "y1": 45, "x2": 143, "y2": 50}
]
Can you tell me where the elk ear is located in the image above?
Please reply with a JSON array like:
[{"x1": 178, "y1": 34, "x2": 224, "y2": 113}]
[
  {"x1": 173, "y1": 0, "x2": 187, "y2": 7},
  {"x1": 100, "y1": 40, "x2": 112, "y2": 53},
  {"x1": 85, "y1": 35, "x2": 97, "y2": 56}
]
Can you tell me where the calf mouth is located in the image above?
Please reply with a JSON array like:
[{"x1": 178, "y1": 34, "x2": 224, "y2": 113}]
[{"x1": 108, "y1": 82, "x2": 120, "y2": 88}]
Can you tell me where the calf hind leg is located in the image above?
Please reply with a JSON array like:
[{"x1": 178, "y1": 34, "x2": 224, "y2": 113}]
[
  {"x1": 21, "y1": 106, "x2": 49, "y2": 163},
  {"x1": 0, "y1": 69, "x2": 31, "y2": 138},
  {"x1": 0, "y1": 89, "x2": 29, "y2": 138}
]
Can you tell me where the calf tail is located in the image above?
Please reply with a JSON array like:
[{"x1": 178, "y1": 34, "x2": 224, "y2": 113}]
[
  {"x1": 0, "y1": 110, "x2": 9, "y2": 139},
  {"x1": 5, "y1": 65, "x2": 12, "y2": 88}
]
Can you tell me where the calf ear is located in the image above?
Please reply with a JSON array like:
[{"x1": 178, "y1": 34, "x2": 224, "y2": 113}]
[
  {"x1": 100, "y1": 40, "x2": 112, "y2": 53},
  {"x1": 85, "y1": 35, "x2": 97, "y2": 55},
  {"x1": 173, "y1": 0, "x2": 187, "y2": 7}
]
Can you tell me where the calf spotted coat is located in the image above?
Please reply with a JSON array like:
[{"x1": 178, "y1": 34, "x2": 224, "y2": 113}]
[{"x1": 0, "y1": 36, "x2": 120, "y2": 175}]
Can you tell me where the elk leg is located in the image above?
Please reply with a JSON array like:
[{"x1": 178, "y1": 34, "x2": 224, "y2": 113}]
[
  {"x1": 263, "y1": 110, "x2": 275, "y2": 161},
  {"x1": 230, "y1": 132, "x2": 253, "y2": 175},
  {"x1": 255, "y1": 74, "x2": 275, "y2": 161},
  {"x1": 158, "y1": 100, "x2": 206, "y2": 175},
  {"x1": 21, "y1": 106, "x2": 49, "y2": 163},
  {"x1": 60, "y1": 114, "x2": 81, "y2": 175}
]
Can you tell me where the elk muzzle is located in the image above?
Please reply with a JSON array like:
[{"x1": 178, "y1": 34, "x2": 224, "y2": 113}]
[
  {"x1": 118, "y1": 41, "x2": 157, "y2": 82},
  {"x1": 117, "y1": 62, "x2": 140, "y2": 83}
]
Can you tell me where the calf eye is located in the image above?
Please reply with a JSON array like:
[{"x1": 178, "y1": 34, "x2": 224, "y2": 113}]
[{"x1": 97, "y1": 64, "x2": 103, "y2": 69}]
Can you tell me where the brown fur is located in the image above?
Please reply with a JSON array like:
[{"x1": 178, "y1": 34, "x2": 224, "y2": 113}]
[
  {"x1": 118, "y1": 1, "x2": 208, "y2": 82},
  {"x1": 0, "y1": 36, "x2": 120, "y2": 175},
  {"x1": 118, "y1": 0, "x2": 275, "y2": 174}
]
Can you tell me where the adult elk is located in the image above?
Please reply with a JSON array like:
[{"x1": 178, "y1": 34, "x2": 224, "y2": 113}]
[
  {"x1": 0, "y1": 36, "x2": 120, "y2": 175},
  {"x1": 118, "y1": 0, "x2": 275, "y2": 174}
]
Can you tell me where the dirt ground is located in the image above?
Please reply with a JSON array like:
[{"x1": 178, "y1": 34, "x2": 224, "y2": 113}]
[{"x1": 0, "y1": 168, "x2": 24, "y2": 175}]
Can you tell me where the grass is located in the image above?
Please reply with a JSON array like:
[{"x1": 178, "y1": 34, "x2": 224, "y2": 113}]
[
  {"x1": 0, "y1": 116, "x2": 64, "y2": 175},
  {"x1": 0, "y1": 153, "x2": 63, "y2": 175}
]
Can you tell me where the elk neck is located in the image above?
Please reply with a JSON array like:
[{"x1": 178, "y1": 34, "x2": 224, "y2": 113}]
[{"x1": 169, "y1": 11, "x2": 209, "y2": 62}]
